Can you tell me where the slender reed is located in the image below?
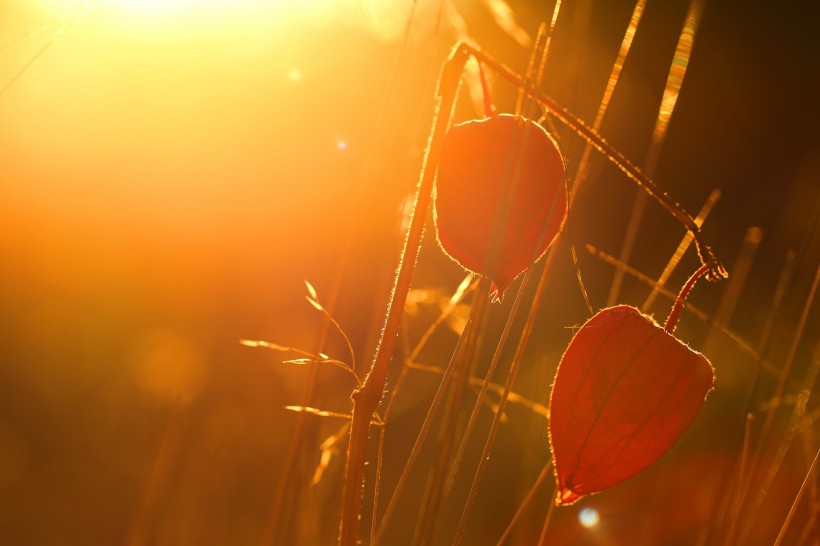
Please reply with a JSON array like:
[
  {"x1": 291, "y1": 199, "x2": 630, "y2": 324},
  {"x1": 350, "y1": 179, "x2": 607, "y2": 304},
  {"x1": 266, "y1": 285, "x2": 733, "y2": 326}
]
[
  {"x1": 774, "y1": 448, "x2": 820, "y2": 546},
  {"x1": 497, "y1": 461, "x2": 553, "y2": 545},
  {"x1": 337, "y1": 45, "x2": 470, "y2": 546}
]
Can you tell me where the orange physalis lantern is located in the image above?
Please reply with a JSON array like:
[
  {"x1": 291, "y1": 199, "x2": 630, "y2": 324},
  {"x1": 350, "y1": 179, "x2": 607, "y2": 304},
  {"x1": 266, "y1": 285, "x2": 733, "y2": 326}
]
[
  {"x1": 434, "y1": 114, "x2": 567, "y2": 301},
  {"x1": 548, "y1": 265, "x2": 714, "y2": 506}
]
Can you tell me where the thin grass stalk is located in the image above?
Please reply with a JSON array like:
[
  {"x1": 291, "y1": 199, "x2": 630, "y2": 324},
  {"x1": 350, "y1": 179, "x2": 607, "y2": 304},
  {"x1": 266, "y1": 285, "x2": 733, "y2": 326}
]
[
  {"x1": 262, "y1": 278, "x2": 350, "y2": 544},
  {"x1": 607, "y1": 0, "x2": 707, "y2": 305},
  {"x1": 757, "y1": 250, "x2": 798, "y2": 356},
  {"x1": 642, "y1": 188, "x2": 721, "y2": 311},
  {"x1": 582, "y1": 243, "x2": 793, "y2": 382},
  {"x1": 1, "y1": 1, "x2": 87, "y2": 52},
  {"x1": 453, "y1": 71, "x2": 570, "y2": 536},
  {"x1": 796, "y1": 425, "x2": 819, "y2": 545},
  {"x1": 460, "y1": 43, "x2": 726, "y2": 281},
  {"x1": 497, "y1": 460, "x2": 553, "y2": 545},
  {"x1": 487, "y1": 17, "x2": 652, "y2": 536},
  {"x1": 569, "y1": 0, "x2": 647, "y2": 203},
  {"x1": 720, "y1": 412, "x2": 755, "y2": 546},
  {"x1": 0, "y1": 1, "x2": 89, "y2": 97},
  {"x1": 451, "y1": 266, "x2": 537, "y2": 545},
  {"x1": 797, "y1": 512, "x2": 819, "y2": 546},
  {"x1": 737, "y1": 264, "x2": 820, "y2": 544},
  {"x1": 443, "y1": 273, "x2": 527, "y2": 495},
  {"x1": 537, "y1": 492, "x2": 559, "y2": 546},
  {"x1": 370, "y1": 278, "x2": 481, "y2": 544},
  {"x1": 414, "y1": 285, "x2": 492, "y2": 546},
  {"x1": 775, "y1": 448, "x2": 820, "y2": 546},
  {"x1": 343, "y1": 30, "x2": 727, "y2": 541},
  {"x1": 382, "y1": 275, "x2": 477, "y2": 424},
  {"x1": 443, "y1": 12, "x2": 555, "y2": 500},
  {"x1": 444, "y1": 21, "x2": 561, "y2": 500},
  {"x1": 337, "y1": 45, "x2": 469, "y2": 546},
  {"x1": 479, "y1": 22, "x2": 547, "y2": 292},
  {"x1": 371, "y1": 315, "x2": 477, "y2": 545},
  {"x1": 268, "y1": 3, "x2": 428, "y2": 538},
  {"x1": 407, "y1": 362, "x2": 550, "y2": 417},
  {"x1": 752, "y1": 252, "x2": 817, "y2": 452},
  {"x1": 705, "y1": 227, "x2": 763, "y2": 348},
  {"x1": 123, "y1": 408, "x2": 185, "y2": 546}
]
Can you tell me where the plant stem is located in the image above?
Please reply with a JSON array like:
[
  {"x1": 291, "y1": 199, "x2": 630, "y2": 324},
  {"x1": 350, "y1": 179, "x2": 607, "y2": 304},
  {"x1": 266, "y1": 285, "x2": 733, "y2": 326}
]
[
  {"x1": 496, "y1": 460, "x2": 552, "y2": 546},
  {"x1": 337, "y1": 44, "x2": 469, "y2": 546},
  {"x1": 537, "y1": 492, "x2": 558, "y2": 546},
  {"x1": 459, "y1": 44, "x2": 727, "y2": 283},
  {"x1": 774, "y1": 448, "x2": 820, "y2": 545},
  {"x1": 663, "y1": 264, "x2": 709, "y2": 333}
]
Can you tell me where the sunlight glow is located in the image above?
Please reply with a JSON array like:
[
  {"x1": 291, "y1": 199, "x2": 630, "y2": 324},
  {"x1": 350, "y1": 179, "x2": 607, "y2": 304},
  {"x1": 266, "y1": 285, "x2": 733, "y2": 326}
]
[
  {"x1": 578, "y1": 507, "x2": 600, "y2": 528},
  {"x1": 105, "y1": 0, "x2": 326, "y2": 17},
  {"x1": 337, "y1": 140, "x2": 348, "y2": 151}
]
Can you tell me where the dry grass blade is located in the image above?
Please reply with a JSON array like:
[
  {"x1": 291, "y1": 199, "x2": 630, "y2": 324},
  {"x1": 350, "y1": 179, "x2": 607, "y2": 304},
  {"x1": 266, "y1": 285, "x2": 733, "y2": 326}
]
[
  {"x1": 412, "y1": 287, "x2": 491, "y2": 546},
  {"x1": 480, "y1": 0, "x2": 531, "y2": 48},
  {"x1": 797, "y1": 427, "x2": 819, "y2": 545},
  {"x1": 312, "y1": 422, "x2": 352, "y2": 485},
  {"x1": 408, "y1": 362, "x2": 549, "y2": 418},
  {"x1": 372, "y1": 318, "x2": 475, "y2": 545},
  {"x1": 304, "y1": 283, "x2": 358, "y2": 374},
  {"x1": 775, "y1": 448, "x2": 820, "y2": 546},
  {"x1": 570, "y1": 0, "x2": 647, "y2": 202},
  {"x1": 450, "y1": 270, "x2": 535, "y2": 544},
  {"x1": 463, "y1": 41, "x2": 726, "y2": 280},
  {"x1": 1, "y1": 1, "x2": 89, "y2": 97},
  {"x1": 642, "y1": 188, "x2": 721, "y2": 311},
  {"x1": 737, "y1": 263, "x2": 820, "y2": 544},
  {"x1": 281, "y1": 358, "x2": 361, "y2": 386},
  {"x1": 496, "y1": 460, "x2": 553, "y2": 545},
  {"x1": 607, "y1": 0, "x2": 708, "y2": 306},
  {"x1": 239, "y1": 339, "x2": 316, "y2": 358},
  {"x1": 584, "y1": 242, "x2": 789, "y2": 379},
  {"x1": 383, "y1": 274, "x2": 476, "y2": 421},
  {"x1": 722, "y1": 413, "x2": 755, "y2": 546},
  {"x1": 536, "y1": 492, "x2": 559, "y2": 546}
]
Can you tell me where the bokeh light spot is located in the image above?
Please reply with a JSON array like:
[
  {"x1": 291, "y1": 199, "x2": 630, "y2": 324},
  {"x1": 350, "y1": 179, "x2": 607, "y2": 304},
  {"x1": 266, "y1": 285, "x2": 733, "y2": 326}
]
[
  {"x1": 337, "y1": 140, "x2": 347, "y2": 151},
  {"x1": 579, "y1": 507, "x2": 600, "y2": 528},
  {"x1": 129, "y1": 330, "x2": 208, "y2": 406}
]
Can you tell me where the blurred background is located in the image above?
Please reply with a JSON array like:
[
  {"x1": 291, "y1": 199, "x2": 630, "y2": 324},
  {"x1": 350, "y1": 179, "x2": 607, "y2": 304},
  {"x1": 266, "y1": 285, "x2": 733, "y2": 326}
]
[{"x1": 1, "y1": 0, "x2": 818, "y2": 544}]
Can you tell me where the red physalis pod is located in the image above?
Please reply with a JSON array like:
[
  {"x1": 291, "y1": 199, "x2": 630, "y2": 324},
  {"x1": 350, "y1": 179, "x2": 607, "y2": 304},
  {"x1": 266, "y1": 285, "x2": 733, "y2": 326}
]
[
  {"x1": 434, "y1": 114, "x2": 567, "y2": 301},
  {"x1": 548, "y1": 304, "x2": 714, "y2": 506}
]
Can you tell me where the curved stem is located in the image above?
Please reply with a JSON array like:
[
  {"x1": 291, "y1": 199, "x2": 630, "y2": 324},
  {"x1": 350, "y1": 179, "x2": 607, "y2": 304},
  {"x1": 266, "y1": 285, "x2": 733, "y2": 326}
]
[
  {"x1": 454, "y1": 43, "x2": 727, "y2": 283},
  {"x1": 664, "y1": 263, "x2": 709, "y2": 333}
]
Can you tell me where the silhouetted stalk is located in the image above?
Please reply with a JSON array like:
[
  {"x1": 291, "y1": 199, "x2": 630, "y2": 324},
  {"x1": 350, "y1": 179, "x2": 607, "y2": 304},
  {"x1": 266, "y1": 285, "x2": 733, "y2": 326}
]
[
  {"x1": 737, "y1": 264, "x2": 820, "y2": 544},
  {"x1": 536, "y1": 492, "x2": 559, "y2": 546},
  {"x1": 460, "y1": 44, "x2": 726, "y2": 282},
  {"x1": 340, "y1": 36, "x2": 727, "y2": 543},
  {"x1": 774, "y1": 448, "x2": 819, "y2": 546},
  {"x1": 607, "y1": 0, "x2": 707, "y2": 305},
  {"x1": 337, "y1": 45, "x2": 469, "y2": 546},
  {"x1": 414, "y1": 283, "x2": 491, "y2": 546},
  {"x1": 371, "y1": 316, "x2": 476, "y2": 545},
  {"x1": 497, "y1": 460, "x2": 553, "y2": 545}
]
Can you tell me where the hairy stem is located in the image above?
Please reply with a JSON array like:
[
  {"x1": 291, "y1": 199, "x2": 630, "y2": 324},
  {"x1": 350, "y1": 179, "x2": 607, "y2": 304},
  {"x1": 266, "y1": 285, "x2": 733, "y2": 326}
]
[
  {"x1": 337, "y1": 45, "x2": 469, "y2": 546},
  {"x1": 458, "y1": 43, "x2": 727, "y2": 283},
  {"x1": 664, "y1": 263, "x2": 709, "y2": 333}
]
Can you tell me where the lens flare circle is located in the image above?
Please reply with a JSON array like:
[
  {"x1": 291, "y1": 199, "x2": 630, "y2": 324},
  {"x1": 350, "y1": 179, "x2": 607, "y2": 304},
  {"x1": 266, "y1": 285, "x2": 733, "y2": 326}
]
[{"x1": 578, "y1": 507, "x2": 600, "y2": 528}]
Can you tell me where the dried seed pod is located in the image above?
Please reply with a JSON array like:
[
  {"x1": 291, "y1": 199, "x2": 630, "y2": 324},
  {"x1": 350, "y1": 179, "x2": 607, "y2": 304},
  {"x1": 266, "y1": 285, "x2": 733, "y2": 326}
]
[
  {"x1": 548, "y1": 304, "x2": 714, "y2": 506},
  {"x1": 434, "y1": 114, "x2": 567, "y2": 301}
]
